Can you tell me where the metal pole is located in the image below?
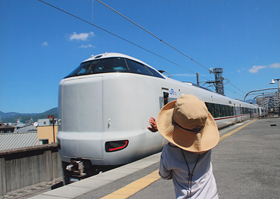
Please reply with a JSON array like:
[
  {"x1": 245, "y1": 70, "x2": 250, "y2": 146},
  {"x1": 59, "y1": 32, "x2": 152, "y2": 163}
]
[
  {"x1": 271, "y1": 78, "x2": 280, "y2": 115},
  {"x1": 277, "y1": 79, "x2": 280, "y2": 115},
  {"x1": 52, "y1": 118, "x2": 55, "y2": 143},
  {"x1": 277, "y1": 79, "x2": 280, "y2": 98},
  {"x1": 196, "y1": 72, "x2": 200, "y2": 86},
  {"x1": 48, "y1": 115, "x2": 56, "y2": 143}
]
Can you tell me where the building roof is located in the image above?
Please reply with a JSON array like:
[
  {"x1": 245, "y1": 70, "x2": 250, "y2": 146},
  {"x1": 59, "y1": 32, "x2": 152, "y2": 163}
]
[{"x1": 0, "y1": 132, "x2": 38, "y2": 151}]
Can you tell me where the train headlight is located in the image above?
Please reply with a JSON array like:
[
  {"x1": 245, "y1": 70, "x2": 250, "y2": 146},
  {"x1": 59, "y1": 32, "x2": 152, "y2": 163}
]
[{"x1": 105, "y1": 140, "x2": 129, "y2": 152}]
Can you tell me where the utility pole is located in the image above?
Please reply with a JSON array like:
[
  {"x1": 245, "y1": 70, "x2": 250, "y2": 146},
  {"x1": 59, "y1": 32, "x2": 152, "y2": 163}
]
[{"x1": 205, "y1": 68, "x2": 225, "y2": 95}]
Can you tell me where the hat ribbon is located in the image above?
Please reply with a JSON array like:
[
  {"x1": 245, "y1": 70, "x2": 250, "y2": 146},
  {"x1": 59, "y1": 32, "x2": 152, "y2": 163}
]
[{"x1": 172, "y1": 119, "x2": 204, "y2": 133}]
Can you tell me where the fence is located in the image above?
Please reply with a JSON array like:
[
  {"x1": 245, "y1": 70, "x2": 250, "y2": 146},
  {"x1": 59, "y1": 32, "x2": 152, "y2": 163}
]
[{"x1": 0, "y1": 144, "x2": 62, "y2": 196}]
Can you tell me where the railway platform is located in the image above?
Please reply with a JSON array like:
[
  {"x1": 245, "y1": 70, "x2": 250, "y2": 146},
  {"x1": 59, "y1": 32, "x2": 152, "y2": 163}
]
[{"x1": 29, "y1": 117, "x2": 280, "y2": 199}]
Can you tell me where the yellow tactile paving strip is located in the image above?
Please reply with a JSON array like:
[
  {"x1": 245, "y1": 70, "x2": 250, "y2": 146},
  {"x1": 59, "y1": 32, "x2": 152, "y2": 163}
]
[
  {"x1": 102, "y1": 119, "x2": 257, "y2": 199},
  {"x1": 101, "y1": 170, "x2": 160, "y2": 199},
  {"x1": 219, "y1": 119, "x2": 257, "y2": 142}
]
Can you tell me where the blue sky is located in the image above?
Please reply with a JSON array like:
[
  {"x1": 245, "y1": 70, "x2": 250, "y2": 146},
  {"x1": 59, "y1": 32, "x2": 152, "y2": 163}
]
[{"x1": 0, "y1": 0, "x2": 279, "y2": 113}]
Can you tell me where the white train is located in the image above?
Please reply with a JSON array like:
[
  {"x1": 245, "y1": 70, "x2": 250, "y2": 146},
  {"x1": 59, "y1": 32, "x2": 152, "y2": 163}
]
[{"x1": 57, "y1": 52, "x2": 266, "y2": 183}]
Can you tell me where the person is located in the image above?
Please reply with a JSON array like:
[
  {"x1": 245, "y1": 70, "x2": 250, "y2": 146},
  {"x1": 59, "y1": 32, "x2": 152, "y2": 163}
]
[{"x1": 148, "y1": 94, "x2": 220, "y2": 199}]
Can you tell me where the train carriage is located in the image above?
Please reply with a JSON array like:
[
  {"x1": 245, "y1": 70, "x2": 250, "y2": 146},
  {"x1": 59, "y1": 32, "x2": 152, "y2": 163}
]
[{"x1": 57, "y1": 52, "x2": 261, "y2": 183}]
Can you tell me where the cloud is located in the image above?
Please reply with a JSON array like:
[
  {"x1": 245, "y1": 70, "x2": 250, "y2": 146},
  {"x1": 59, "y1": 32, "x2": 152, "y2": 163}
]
[
  {"x1": 79, "y1": 44, "x2": 95, "y2": 48},
  {"x1": 248, "y1": 65, "x2": 267, "y2": 73},
  {"x1": 69, "y1": 32, "x2": 94, "y2": 41},
  {"x1": 238, "y1": 70, "x2": 241, "y2": 73},
  {"x1": 248, "y1": 63, "x2": 280, "y2": 73},
  {"x1": 42, "y1": 41, "x2": 48, "y2": 46},
  {"x1": 270, "y1": 63, "x2": 280, "y2": 68}
]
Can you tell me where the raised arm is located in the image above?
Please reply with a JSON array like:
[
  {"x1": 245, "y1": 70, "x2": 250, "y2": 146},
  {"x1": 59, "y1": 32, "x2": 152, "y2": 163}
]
[{"x1": 147, "y1": 117, "x2": 158, "y2": 132}]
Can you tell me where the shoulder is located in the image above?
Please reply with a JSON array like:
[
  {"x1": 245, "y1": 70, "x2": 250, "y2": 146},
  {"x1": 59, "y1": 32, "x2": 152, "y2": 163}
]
[
  {"x1": 161, "y1": 143, "x2": 181, "y2": 161},
  {"x1": 162, "y1": 142, "x2": 179, "y2": 153}
]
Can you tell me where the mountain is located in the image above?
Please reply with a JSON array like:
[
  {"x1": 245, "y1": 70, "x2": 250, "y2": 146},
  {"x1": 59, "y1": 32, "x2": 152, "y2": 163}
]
[
  {"x1": 0, "y1": 108, "x2": 58, "y2": 123},
  {"x1": 0, "y1": 111, "x2": 22, "y2": 119}
]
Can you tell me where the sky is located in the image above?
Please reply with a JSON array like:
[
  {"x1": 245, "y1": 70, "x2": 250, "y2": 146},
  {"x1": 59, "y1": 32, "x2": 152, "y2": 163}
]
[{"x1": 0, "y1": 0, "x2": 279, "y2": 113}]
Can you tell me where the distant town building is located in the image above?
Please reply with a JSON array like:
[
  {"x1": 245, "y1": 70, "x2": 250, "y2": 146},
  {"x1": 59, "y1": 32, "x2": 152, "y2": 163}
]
[
  {"x1": 38, "y1": 119, "x2": 51, "y2": 126},
  {"x1": 0, "y1": 123, "x2": 15, "y2": 133},
  {"x1": 37, "y1": 119, "x2": 58, "y2": 145},
  {"x1": 257, "y1": 95, "x2": 279, "y2": 113},
  {"x1": 0, "y1": 118, "x2": 59, "y2": 151}
]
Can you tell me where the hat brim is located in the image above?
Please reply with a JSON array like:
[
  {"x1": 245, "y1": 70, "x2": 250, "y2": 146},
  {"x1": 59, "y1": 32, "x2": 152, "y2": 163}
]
[{"x1": 157, "y1": 100, "x2": 220, "y2": 153}]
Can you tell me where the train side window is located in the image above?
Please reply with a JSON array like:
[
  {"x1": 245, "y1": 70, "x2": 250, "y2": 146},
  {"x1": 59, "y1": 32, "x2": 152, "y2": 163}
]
[
  {"x1": 227, "y1": 106, "x2": 230, "y2": 116},
  {"x1": 125, "y1": 59, "x2": 164, "y2": 78},
  {"x1": 221, "y1": 105, "x2": 225, "y2": 117},
  {"x1": 146, "y1": 67, "x2": 165, "y2": 78},
  {"x1": 210, "y1": 103, "x2": 215, "y2": 117},
  {"x1": 225, "y1": 105, "x2": 229, "y2": 116},
  {"x1": 226, "y1": 106, "x2": 229, "y2": 116},
  {"x1": 205, "y1": 102, "x2": 215, "y2": 117},
  {"x1": 126, "y1": 59, "x2": 153, "y2": 76},
  {"x1": 214, "y1": 104, "x2": 220, "y2": 118},
  {"x1": 205, "y1": 102, "x2": 209, "y2": 109}
]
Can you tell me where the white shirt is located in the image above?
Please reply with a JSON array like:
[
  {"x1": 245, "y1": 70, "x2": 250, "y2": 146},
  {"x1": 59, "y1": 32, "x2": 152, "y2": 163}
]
[{"x1": 159, "y1": 143, "x2": 218, "y2": 199}]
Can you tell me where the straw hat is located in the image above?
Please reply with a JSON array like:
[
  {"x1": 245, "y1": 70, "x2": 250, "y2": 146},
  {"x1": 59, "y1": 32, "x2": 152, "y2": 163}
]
[{"x1": 157, "y1": 94, "x2": 219, "y2": 153}]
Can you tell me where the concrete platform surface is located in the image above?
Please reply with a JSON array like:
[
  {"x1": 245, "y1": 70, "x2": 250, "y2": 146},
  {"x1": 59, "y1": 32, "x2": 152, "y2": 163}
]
[{"x1": 28, "y1": 118, "x2": 280, "y2": 199}]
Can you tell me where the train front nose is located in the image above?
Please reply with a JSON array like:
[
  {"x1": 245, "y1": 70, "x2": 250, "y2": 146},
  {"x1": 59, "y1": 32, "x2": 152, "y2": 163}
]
[{"x1": 57, "y1": 76, "x2": 104, "y2": 160}]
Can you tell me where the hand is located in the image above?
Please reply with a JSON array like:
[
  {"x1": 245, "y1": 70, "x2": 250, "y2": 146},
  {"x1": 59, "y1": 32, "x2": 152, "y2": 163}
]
[{"x1": 147, "y1": 117, "x2": 158, "y2": 132}]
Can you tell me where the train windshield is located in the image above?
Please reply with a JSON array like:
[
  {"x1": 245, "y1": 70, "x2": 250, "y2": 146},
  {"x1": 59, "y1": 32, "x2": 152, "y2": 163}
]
[{"x1": 65, "y1": 57, "x2": 164, "y2": 79}]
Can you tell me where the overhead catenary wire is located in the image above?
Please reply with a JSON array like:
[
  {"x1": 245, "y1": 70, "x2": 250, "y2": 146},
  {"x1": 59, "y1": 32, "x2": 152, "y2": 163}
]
[
  {"x1": 224, "y1": 88, "x2": 244, "y2": 97},
  {"x1": 96, "y1": 0, "x2": 247, "y2": 95},
  {"x1": 96, "y1": 0, "x2": 211, "y2": 72},
  {"x1": 39, "y1": 0, "x2": 245, "y2": 96},
  {"x1": 229, "y1": 82, "x2": 246, "y2": 94},
  {"x1": 38, "y1": 0, "x2": 207, "y2": 79}
]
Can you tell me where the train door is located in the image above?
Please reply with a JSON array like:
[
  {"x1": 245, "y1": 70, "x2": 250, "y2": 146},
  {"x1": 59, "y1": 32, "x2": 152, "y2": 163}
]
[
  {"x1": 233, "y1": 104, "x2": 237, "y2": 124},
  {"x1": 240, "y1": 105, "x2": 243, "y2": 122},
  {"x1": 249, "y1": 108, "x2": 252, "y2": 119},
  {"x1": 161, "y1": 89, "x2": 169, "y2": 146},
  {"x1": 161, "y1": 87, "x2": 169, "y2": 109},
  {"x1": 235, "y1": 104, "x2": 242, "y2": 123},
  {"x1": 164, "y1": 92, "x2": 169, "y2": 105}
]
